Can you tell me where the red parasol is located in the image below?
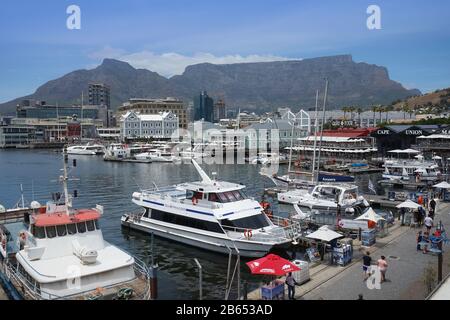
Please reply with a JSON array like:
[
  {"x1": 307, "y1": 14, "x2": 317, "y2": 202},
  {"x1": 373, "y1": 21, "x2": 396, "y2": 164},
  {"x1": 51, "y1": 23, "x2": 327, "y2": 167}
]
[{"x1": 246, "y1": 254, "x2": 300, "y2": 276}]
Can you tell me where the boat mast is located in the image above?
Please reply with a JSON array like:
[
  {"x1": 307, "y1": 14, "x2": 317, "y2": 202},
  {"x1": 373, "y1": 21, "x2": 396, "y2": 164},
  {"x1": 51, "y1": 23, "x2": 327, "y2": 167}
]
[
  {"x1": 315, "y1": 78, "x2": 329, "y2": 183},
  {"x1": 62, "y1": 146, "x2": 71, "y2": 215},
  {"x1": 311, "y1": 90, "x2": 320, "y2": 183},
  {"x1": 20, "y1": 184, "x2": 25, "y2": 208}
]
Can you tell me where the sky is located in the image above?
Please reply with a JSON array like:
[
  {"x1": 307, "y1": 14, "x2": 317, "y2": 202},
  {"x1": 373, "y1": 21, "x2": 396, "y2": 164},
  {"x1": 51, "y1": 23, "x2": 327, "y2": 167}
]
[{"x1": 0, "y1": 0, "x2": 449, "y2": 103}]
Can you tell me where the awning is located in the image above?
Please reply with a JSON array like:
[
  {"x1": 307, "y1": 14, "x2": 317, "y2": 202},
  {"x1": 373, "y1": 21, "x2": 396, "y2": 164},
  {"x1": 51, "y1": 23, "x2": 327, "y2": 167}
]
[
  {"x1": 355, "y1": 208, "x2": 386, "y2": 223},
  {"x1": 306, "y1": 225, "x2": 344, "y2": 242},
  {"x1": 396, "y1": 199, "x2": 422, "y2": 210},
  {"x1": 433, "y1": 181, "x2": 450, "y2": 189}
]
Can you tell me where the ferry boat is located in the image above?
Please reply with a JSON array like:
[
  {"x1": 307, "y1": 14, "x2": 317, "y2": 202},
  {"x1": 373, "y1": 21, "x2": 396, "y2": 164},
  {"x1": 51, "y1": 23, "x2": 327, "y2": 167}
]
[
  {"x1": 67, "y1": 144, "x2": 105, "y2": 155},
  {"x1": 383, "y1": 149, "x2": 441, "y2": 181},
  {"x1": 0, "y1": 148, "x2": 151, "y2": 300},
  {"x1": 121, "y1": 160, "x2": 301, "y2": 258}
]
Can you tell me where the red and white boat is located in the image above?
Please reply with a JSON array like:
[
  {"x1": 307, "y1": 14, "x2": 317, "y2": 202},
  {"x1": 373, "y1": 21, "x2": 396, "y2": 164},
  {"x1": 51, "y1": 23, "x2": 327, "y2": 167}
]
[{"x1": 0, "y1": 147, "x2": 151, "y2": 300}]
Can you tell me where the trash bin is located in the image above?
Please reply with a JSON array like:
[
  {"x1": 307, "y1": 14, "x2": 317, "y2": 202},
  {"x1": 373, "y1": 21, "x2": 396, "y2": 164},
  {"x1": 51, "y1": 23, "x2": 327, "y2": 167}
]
[{"x1": 292, "y1": 260, "x2": 310, "y2": 284}]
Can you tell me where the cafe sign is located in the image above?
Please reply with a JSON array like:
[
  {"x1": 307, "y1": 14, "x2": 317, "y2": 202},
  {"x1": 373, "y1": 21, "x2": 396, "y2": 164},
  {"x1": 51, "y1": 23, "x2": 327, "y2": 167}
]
[{"x1": 405, "y1": 129, "x2": 423, "y2": 136}]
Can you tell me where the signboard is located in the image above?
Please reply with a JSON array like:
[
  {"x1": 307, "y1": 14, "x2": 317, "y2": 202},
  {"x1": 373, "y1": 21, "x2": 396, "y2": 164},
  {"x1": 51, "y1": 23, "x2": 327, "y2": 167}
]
[
  {"x1": 331, "y1": 120, "x2": 356, "y2": 127},
  {"x1": 337, "y1": 219, "x2": 369, "y2": 231},
  {"x1": 405, "y1": 129, "x2": 423, "y2": 136},
  {"x1": 375, "y1": 129, "x2": 391, "y2": 135}
]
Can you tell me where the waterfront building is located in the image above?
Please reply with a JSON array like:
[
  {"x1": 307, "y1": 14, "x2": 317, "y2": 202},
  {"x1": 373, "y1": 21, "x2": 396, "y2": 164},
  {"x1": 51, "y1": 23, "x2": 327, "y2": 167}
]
[
  {"x1": 16, "y1": 100, "x2": 99, "y2": 120},
  {"x1": 292, "y1": 128, "x2": 378, "y2": 162},
  {"x1": 117, "y1": 97, "x2": 187, "y2": 129},
  {"x1": 88, "y1": 83, "x2": 110, "y2": 109},
  {"x1": 0, "y1": 124, "x2": 36, "y2": 148},
  {"x1": 371, "y1": 125, "x2": 441, "y2": 155},
  {"x1": 121, "y1": 111, "x2": 179, "y2": 140},
  {"x1": 245, "y1": 117, "x2": 310, "y2": 150},
  {"x1": 194, "y1": 91, "x2": 214, "y2": 123},
  {"x1": 413, "y1": 126, "x2": 450, "y2": 158},
  {"x1": 97, "y1": 127, "x2": 121, "y2": 141}
]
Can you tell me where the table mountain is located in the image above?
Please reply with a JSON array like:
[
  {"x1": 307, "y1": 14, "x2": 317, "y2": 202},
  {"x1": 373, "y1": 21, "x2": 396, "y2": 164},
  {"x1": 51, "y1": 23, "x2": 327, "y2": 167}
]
[{"x1": 0, "y1": 55, "x2": 420, "y2": 115}]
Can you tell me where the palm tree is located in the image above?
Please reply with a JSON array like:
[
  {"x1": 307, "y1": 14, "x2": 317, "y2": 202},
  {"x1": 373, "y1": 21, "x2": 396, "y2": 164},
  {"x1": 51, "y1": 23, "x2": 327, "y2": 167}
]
[
  {"x1": 348, "y1": 106, "x2": 356, "y2": 120},
  {"x1": 357, "y1": 107, "x2": 363, "y2": 126},
  {"x1": 371, "y1": 105, "x2": 378, "y2": 126},
  {"x1": 378, "y1": 105, "x2": 384, "y2": 122},
  {"x1": 341, "y1": 106, "x2": 350, "y2": 120},
  {"x1": 385, "y1": 105, "x2": 393, "y2": 122}
]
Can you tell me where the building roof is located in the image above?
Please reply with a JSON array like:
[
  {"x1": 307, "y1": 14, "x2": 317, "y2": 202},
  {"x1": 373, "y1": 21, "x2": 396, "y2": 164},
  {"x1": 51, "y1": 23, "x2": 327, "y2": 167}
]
[
  {"x1": 319, "y1": 128, "x2": 374, "y2": 138},
  {"x1": 123, "y1": 111, "x2": 175, "y2": 121}
]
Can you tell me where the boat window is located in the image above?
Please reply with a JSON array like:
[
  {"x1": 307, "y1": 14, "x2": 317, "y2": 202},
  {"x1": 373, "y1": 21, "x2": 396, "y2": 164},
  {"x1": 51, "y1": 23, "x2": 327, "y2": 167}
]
[
  {"x1": 186, "y1": 190, "x2": 194, "y2": 199},
  {"x1": 224, "y1": 191, "x2": 237, "y2": 202},
  {"x1": 217, "y1": 193, "x2": 228, "y2": 203},
  {"x1": 221, "y1": 213, "x2": 270, "y2": 230},
  {"x1": 208, "y1": 193, "x2": 219, "y2": 202},
  {"x1": 46, "y1": 226, "x2": 57, "y2": 238},
  {"x1": 94, "y1": 220, "x2": 100, "y2": 230},
  {"x1": 86, "y1": 220, "x2": 95, "y2": 232},
  {"x1": 57, "y1": 225, "x2": 67, "y2": 237},
  {"x1": 76, "y1": 222, "x2": 86, "y2": 233},
  {"x1": 67, "y1": 223, "x2": 77, "y2": 235},
  {"x1": 32, "y1": 225, "x2": 46, "y2": 239},
  {"x1": 143, "y1": 208, "x2": 150, "y2": 218},
  {"x1": 151, "y1": 209, "x2": 224, "y2": 233},
  {"x1": 232, "y1": 190, "x2": 244, "y2": 201}
]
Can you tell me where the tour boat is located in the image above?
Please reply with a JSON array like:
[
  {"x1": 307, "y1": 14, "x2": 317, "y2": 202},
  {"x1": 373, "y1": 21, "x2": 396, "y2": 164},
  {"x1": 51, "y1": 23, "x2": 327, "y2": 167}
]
[
  {"x1": 382, "y1": 149, "x2": 441, "y2": 181},
  {"x1": 121, "y1": 160, "x2": 301, "y2": 258},
  {"x1": 67, "y1": 144, "x2": 105, "y2": 155},
  {"x1": 0, "y1": 148, "x2": 151, "y2": 300}
]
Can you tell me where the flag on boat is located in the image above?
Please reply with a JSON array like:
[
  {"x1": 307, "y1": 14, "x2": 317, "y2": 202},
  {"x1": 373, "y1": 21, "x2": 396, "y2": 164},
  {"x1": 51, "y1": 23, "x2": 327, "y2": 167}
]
[{"x1": 368, "y1": 179, "x2": 377, "y2": 194}]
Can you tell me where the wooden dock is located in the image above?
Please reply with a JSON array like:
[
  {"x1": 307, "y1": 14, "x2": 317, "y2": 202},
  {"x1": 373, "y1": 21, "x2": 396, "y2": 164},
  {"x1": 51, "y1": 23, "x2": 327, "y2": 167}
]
[{"x1": 363, "y1": 194, "x2": 402, "y2": 209}]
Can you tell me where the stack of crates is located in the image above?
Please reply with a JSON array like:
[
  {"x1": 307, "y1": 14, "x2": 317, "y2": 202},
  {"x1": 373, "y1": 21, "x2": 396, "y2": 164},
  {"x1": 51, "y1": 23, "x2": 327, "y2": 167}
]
[{"x1": 361, "y1": 229, "x2": 376, "y2": 246}]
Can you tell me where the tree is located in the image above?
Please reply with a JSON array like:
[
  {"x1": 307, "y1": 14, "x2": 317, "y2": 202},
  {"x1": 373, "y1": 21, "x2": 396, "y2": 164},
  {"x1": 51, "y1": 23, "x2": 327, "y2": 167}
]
[
  {"x1": 371, "y1": 105, "x2": 378, "y2": 126},
  {"x1": 385, "y1": 105, "x2": 394, "y2": 122},
  {"x1": 357, "y1": 107, "x2": 363, "y2": 126},
  {"x1": 341, "y1": 106, "x2": 350, "y2": 120}
]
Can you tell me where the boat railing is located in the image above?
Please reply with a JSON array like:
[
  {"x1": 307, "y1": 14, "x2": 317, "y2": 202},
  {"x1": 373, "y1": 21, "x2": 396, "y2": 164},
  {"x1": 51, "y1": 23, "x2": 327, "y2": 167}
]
[
  {"x1": 222, "y1": 215, "x2": 302, "y2": 243},
  {"x1": 4, "y1": 260, "x2": 62, "y2": 300}
]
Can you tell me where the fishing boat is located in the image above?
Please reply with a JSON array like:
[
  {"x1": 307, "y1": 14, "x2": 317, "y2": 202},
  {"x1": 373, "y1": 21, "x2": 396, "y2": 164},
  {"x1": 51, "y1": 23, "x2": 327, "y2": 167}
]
[
  {"x1": 121, "y1": 160, "x2": 301, "y2": 258},
  {"x1": 0, "y1": 148, "x2": 151, "y2": 300}
]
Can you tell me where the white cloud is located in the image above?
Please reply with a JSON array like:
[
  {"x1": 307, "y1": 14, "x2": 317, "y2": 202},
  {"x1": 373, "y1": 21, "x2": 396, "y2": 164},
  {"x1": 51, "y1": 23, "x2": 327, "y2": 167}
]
[{"x1": 88, "y1": 47, "x2": 299, "y2": 77}]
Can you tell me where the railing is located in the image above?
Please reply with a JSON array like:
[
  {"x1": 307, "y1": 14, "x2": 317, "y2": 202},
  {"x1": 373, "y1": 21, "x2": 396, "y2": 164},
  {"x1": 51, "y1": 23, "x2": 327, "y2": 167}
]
[{"x1": 222, "y1": 215, "x2": 302, "y2": 244}]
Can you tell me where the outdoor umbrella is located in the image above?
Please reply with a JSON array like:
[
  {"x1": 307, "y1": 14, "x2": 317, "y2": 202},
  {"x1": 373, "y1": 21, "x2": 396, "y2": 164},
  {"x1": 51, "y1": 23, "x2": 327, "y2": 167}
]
[
  {"x1": 396, "y1": 199, "x2": 421, "y2": 210},
  {"x1": 246, "y1": 254, "x2": 300, "y2": 276},
  {"x1": 432, "y1": 155, "x2": 442, "y2": 160},
  {"x1": 433, "y1": 181, "x2": 450, "y2": 189},
  {"x1": 306, "y1": 225, "x2": 344, "y2": 242},
  {"x1": 355, "y1": 208, "x2": 386, "y2": 223}
]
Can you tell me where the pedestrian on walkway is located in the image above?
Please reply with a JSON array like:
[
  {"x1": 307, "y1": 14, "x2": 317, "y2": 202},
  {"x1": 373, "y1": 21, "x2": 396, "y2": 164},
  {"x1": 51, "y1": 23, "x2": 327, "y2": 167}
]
[
  {"x1": 418, "y1": 206, "x2": 426, "y2": 227},
  {"x1": 430, "y1": 198, "x2": 436, "y2": 212},
  {"x1": 424, "y1": 215, "x2": 434, "y2": 233},
  {"x1": 285, "y1": 272, "x2": 299, "y2": 300},
  {"x1": 362, "y1": 251, "x2": 372, "y2": 281},
  {"x1": 377, "y1": 256, "x2": 388, "y2": 283},
  {"x1": 417, "y1": 231, "x2": 423, "y2": 251}
]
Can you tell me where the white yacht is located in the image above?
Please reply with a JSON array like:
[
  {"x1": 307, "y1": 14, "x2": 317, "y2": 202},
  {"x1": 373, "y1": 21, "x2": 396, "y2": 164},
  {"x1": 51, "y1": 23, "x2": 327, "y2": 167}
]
[
  {"x1": 383, "y1": 149, "x2": 441, "y2": 181},
  {"x1": 135, "y1": 148, "x2": 176, "y2": 163},
  {"x1": 121, "y1": 160, "x2": 301, "y2": 258},
  {"x1": 248, "y1": 152, "x2": 286, "y2": 165},
  {"x1": 291, "y1": 184, "x2": 370, "y2": 214},
  {"x1": 103, "y1": 143, "x2": 131, "y2": 161},
  {"x1": 67, "y1": 144, "x2": 105, "y2": 155},
  {"x1": 0, "y1": 148, "x2": 151, "y2": 300}
]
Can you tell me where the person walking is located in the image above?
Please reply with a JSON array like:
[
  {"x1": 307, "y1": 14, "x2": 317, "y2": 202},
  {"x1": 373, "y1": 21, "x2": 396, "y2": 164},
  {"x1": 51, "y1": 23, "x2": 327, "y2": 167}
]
[
  {"x1": 377, "y1": 256, "x2": 388, "y2": 283},
  {"x1": 424, "y1": 215, "x2": 434, "y2": 233},
  {"x1": 285, "y1": 272, "x2": 299, "y2": 300},
  {"x1": 429, "y1": 198, "x2": 436, "y2": 218},
  {"x1": 362, "y1": 251, "x2": 372, "y2": 281}
]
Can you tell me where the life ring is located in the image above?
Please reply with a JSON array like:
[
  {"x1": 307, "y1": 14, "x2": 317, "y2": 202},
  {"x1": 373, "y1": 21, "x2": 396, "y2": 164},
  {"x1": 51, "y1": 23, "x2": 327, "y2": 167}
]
[
  {"x1": 192, "y1": 197, "x2": 198, "y2": 205},
  {"x1": 244, "y1": 229, "x2": 253, "y2": 239},
  {"x1": 283, "y1": 219, "x2": 289, "y2": 227}
]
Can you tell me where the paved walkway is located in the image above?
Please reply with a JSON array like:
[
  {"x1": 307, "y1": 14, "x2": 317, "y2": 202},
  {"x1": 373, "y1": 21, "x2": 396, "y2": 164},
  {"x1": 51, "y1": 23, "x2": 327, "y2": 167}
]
[
  {"x1": 247, "y1": 200, "x2": 450, "y2": 300},
  {"x1": 302, "y1": 200, "x2": 450, "y2": 300}
]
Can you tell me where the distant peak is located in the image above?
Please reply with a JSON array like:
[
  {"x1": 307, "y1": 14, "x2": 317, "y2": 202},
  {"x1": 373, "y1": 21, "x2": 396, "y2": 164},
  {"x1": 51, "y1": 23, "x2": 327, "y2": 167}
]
[{"x1": 100, "y1": 58, "x2": 134, "y2": 69}]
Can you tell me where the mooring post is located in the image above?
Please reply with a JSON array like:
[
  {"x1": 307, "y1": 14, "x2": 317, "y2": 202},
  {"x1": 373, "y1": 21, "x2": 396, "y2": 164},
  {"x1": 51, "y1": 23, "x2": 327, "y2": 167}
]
[{"x1": 194, "y1": 258, "x2": 203, "y2": 300}]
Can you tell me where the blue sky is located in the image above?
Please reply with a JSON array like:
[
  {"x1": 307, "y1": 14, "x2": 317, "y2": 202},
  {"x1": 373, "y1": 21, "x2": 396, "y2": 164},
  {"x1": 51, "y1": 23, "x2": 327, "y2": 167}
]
[{"x1": 0, "y1": 0, "x2": 449, "y2": 102}]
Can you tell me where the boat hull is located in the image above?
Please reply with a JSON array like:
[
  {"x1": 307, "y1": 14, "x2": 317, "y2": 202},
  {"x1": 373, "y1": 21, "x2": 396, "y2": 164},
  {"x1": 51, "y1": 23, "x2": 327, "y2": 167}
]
[{"x1": 121, "y1": 215, "x2": 283, "y2": 258}]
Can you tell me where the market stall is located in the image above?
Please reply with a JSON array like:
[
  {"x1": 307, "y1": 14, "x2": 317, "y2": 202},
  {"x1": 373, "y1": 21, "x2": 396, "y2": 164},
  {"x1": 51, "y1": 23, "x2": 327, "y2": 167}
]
[
  {"x1": 246, "y1": 254, "x2": 300, "y2": 300},
  {"x1": 306, "y1": 226, "x2": 345, "y2": 265}
]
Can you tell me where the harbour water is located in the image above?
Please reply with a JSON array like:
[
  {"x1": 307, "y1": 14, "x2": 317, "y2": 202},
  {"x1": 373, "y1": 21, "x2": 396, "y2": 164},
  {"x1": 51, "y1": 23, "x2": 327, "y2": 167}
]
[{"x1": 0, "y1": 149, "x2": 381, "y2": 299}]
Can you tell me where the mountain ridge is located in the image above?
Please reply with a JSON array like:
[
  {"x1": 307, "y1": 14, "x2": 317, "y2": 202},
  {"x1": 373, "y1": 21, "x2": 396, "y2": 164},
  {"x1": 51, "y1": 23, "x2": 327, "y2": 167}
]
[{"x1": 0, "y1": 55, "x2": 420, "y2": 115}]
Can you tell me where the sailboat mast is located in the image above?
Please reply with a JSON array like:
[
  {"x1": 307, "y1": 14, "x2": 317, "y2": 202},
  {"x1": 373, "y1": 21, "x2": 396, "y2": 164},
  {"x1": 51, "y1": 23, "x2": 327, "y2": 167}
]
[
  {"x1": 62, "y1": 146, "x2": 71, "y2": 215},
  {"x1": 315, "y1": 78, "x2": 329, "y2": 183},
  {"x1": 311, "y1": 90, "x2": 320, "y2": 183}
]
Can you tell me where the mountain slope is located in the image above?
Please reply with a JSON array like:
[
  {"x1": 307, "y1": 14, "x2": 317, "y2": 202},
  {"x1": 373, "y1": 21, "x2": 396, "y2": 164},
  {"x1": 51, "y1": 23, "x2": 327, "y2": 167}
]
[{"x1": 0, "y1": 55, "x2": 420, "y2": 115}]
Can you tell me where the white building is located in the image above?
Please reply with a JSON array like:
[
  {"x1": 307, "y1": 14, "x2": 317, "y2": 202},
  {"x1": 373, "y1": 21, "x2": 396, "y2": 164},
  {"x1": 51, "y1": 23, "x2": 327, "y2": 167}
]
[{"x1": 121, "y1": 111, "x2": 178, "y2": 140}]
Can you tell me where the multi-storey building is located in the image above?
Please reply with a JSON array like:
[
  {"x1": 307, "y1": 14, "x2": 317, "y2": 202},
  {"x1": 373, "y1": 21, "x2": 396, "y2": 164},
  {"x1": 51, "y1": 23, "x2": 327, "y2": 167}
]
[
  {"x1": 88, "y1": 83, "x2": 110, "y2": 109},
  {"x1": 117, "y1": 98, "x2": 187, "y2": 129},
  {"x1": 121, "y1": 111, "x2": 179, "y2": 140},
  {"x1": 194, "y1": 91, "x2": 214, "y2": 123}
]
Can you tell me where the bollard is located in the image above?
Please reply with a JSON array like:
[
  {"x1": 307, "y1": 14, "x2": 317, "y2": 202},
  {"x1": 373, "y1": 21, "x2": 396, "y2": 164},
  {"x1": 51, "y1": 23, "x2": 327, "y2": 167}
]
[{"x1": 150, "y1": 264, "x2": 158, "y2": 299}]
